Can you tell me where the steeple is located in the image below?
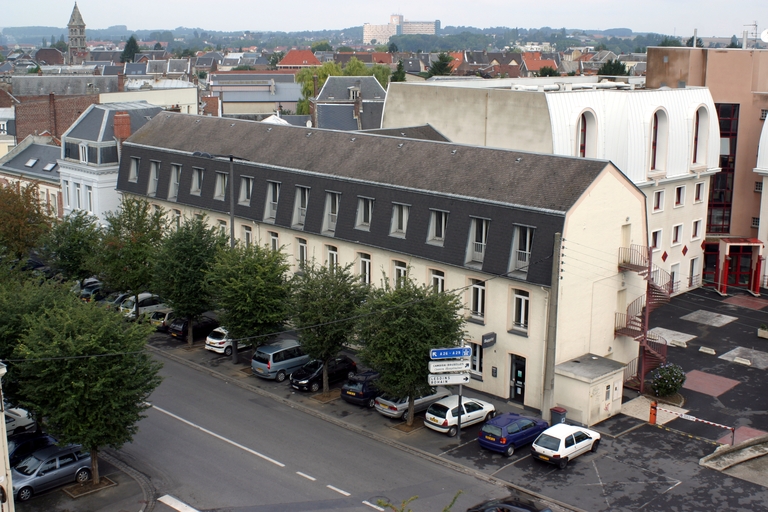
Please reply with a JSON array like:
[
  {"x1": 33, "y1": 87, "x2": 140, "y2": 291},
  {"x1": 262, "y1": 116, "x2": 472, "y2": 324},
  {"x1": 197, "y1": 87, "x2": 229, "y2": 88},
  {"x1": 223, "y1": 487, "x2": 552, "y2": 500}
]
[
  {"x1": 68, "y1": 2, "x2": 85, "y2": 26},
  {"x1": 67, "y1": 3, "x2": 86, "y2": 64}
]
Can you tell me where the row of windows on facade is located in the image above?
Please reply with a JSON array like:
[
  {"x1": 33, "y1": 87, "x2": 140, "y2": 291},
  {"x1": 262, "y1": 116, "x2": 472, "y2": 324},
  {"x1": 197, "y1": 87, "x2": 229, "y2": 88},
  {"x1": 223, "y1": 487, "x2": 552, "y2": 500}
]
[
  {"x1": 133, "y1": 159, "x2": 537, "y2": 273},
  {"x1": 651, "y1": 182, "x2": 706, "y2": 213},
  {"x1": 65, "y1": 142, "x2": 118, "y2": 166},
  {"x1": 650, "y1": 219, "x2": 703, "y2": 249},
  {"x1": 62, "y1": 180, "x2": 93, "y2": 212},
  {"x1": 577, "y1": 106, "x2": 711, "y2": 172}
]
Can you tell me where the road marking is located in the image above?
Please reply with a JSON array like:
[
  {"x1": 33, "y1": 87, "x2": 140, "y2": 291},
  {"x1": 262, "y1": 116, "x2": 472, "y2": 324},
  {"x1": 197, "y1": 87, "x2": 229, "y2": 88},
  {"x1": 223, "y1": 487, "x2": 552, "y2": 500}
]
[
  {"x1": 439, "y1": 438, "x2": 477, "y2": 456},
  {"x1": 363, "y1": 500, "x2": 385, "y2": 510},
  {"x1": 296, "y1": 471, "x2": 316, "y2": 481},
  {"x1": 149, "y1": 403, "x2": 285, "y2": 467},
  {"x1": 327, "y1": 484, "x2": 351, "y2": 496},
  {"x1": 158, "y1": 495, "x2": 200, "y2": 512},
  {"x1": 592, "y1": 460, "x2": 611, "y2": 510}
]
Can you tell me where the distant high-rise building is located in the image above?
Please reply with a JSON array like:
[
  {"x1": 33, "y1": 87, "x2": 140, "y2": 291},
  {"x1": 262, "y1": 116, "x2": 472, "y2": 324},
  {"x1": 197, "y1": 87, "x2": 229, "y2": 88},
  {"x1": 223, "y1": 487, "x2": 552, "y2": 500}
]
[
  {"x1": 67, "y1": 2, "x2": 86, "y2": 64},
  {"x1": 363, "y1": 14, "x2": 439, "y2": 45}
]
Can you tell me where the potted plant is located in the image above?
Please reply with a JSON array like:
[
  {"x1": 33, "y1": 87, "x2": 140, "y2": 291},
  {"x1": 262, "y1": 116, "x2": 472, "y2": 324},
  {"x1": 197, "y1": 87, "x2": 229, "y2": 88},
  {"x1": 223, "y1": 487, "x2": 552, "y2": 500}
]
[{"x1": 758, "y1": 324, "x2": 768, "y2": 339}]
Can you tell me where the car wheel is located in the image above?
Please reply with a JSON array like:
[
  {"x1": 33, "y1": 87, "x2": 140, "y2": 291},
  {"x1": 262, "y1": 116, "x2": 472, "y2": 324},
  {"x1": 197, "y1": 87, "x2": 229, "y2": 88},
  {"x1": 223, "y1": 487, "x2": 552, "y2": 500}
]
[
  {"x1": 347, "y1": 370, "x2": 356, "y2": 379},
  {"x1": 224, "y1": 346, "x2": 233, "y2": 357},
  {"x1": 485, "y1": 411, "x2": 496, "y2": 421},
  {"x1": 447, "y1": 425, "x2": 458, "y2": 437},
  {"x1": 558, "y1": 458, "x2": 568, "y2": 469},
  {"x1": 505, "y1": 444, "x2": 515, "y2": 457},
  {"x1": 76, "y1": 468, "x2": 91, "y2": 484},
  {"x1": 310, "y1": 382, "x2": 320, "y2": 393},
  {"x1": 402, "y1": 410, "x2": 410, "y2": 422},
  {"x1": 17, "y1": 487, "x2": 33, "y2": 502},
  {"x1": 366, "y1": 398, "x2": 376, "y2": 409},
  {"x1": 276, "y1": 371, "x2": 287, "y2": 382},
  {"x1": 591, "y1": 439, "x2": 600, "y2": 452}
]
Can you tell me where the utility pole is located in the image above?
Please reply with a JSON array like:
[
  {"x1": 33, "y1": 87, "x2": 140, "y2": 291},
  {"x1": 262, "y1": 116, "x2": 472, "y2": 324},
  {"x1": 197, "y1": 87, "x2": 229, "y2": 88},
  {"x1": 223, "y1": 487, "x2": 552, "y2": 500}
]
[{"x1": 542, "y1": 232, "x2": 562, "y2": 423}]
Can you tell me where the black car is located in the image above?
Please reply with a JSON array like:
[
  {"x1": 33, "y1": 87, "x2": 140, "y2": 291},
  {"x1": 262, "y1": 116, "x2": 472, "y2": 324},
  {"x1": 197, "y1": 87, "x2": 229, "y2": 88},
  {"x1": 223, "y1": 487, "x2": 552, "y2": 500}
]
[
  {"x1": 340, "y1": 370, "x2": 380, "y2": 408},
  {"x1": 290, "y1": 355, "x2": 357, "y2": 392},
  {"x1": 466, "y1": 492, "x2": 553, "y2": 512},
  {"x1": 169, "y1": 315, "x2": 219, "y2": 342},
  {"x1": 7, "y1": 432, "x2": 58, "y2": 468}
]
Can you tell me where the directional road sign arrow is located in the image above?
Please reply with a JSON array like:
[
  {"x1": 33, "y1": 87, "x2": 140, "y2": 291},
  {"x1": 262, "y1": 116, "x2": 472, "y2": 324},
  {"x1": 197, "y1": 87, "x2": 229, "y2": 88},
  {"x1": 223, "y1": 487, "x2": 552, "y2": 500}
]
[
  {"x1": 428, "y1": 373, "x2": 472, "y2": 386},
  {"x1": 429, "y1": 347, "x2": 472, "y2": 360},
  {"x1": 429, "y1": 360, "x2": 471, "y2": 373}
]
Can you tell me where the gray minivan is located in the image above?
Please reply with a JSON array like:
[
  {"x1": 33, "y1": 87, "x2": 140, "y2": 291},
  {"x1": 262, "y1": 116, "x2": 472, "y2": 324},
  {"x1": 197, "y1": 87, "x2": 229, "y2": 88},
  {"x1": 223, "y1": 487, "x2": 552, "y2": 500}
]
[{"x1": 251, "y1": 339, "x2": 310, "y2": 382}]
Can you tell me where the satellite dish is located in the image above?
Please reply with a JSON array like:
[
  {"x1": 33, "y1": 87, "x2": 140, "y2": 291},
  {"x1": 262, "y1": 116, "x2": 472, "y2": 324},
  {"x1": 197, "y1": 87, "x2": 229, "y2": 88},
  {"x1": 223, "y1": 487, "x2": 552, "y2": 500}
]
[{"x1": 761, "y1": 29, "x2": 768, "y2": 43}]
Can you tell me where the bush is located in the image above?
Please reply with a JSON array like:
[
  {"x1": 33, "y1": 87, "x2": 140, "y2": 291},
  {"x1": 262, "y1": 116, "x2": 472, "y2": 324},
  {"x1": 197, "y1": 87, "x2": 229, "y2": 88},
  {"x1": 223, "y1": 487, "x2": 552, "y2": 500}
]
[{"x1": 650, "y1": 363, "x2": 686, "y2": 397}]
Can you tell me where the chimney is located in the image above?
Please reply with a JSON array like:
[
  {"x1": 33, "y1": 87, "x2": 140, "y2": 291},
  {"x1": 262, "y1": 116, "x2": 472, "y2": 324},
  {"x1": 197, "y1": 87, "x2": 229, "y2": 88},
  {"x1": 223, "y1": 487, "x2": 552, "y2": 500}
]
[
  {"x1": 117, "y1": 72, "x2": 125, "y2": 92},
  {"x1": 114, "y1": 111, "x2": 131, "y2": 142},
  {"x1": 743, "y1": 31, "x2": 749, "y2": 49},
  {"x1": 693, "y1": 29, "x2": 698, "y2": 48},
  {"x1": 49, "y1": 93, "x2": 57, "y2": 137}
]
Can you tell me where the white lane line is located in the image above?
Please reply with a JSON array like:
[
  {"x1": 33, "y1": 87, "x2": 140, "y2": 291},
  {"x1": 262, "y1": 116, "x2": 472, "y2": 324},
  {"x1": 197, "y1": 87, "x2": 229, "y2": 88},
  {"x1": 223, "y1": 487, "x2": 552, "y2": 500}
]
[
  {"x1": 150, "y1": 403, "x2": 285, "y2": 467},
  {"x1": 327, "y1": 484, "x2": 351, "y2": 496},
  {"x1": 158, "y1": 495, "x2": 200, "y2": 512},
  {"x1": 362, "y1": 500, "x2": 385, "y2": 511},
  {"x1": 296, "y1": 471, "x2": 316, "y2": 481}
]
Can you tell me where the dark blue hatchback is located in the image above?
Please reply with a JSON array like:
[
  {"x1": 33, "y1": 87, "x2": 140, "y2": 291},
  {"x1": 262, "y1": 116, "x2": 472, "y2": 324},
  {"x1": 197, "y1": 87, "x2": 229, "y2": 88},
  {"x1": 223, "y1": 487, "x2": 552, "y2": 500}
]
[{"x1": 478, "y1": 413, "x2": 549, "y2": 457}]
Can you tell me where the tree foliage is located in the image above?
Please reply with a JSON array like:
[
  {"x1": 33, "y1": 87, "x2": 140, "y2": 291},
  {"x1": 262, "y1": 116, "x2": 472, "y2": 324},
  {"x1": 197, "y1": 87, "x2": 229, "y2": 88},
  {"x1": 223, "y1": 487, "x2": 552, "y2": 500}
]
[
  {"x1": 597, "y1": 59, "x2": 629, "y2": 76},
  {"x1": 295, "y1": 61, "x2": 343, "y2": 114},
  {"x1": 659, "y1": 36, "x2": 683, "y2": 47},
  {"x1": 291, "y1": 261, "x2": 366, "y2": 395},
  {"x1": 207, "y1": 243, "x2": 291, "y2": 360},
  {"x1": 427, "y1": 53, "x2": 454, "y2": 77},
  {"x1": 154, "y1": 215, "x2": 227, "y2": 346},
  {"x1": 343, "y1": 56, "x2": 368, "y2": 76},
  {"x1": 0, "y1": 181, "x2": 52, "y2": 259},
  {"x1": 121, "y1": 35, "x2": 140, "y2": 63},
  {"x1": 94, "y1": 197, "x2": 165, "y2": 310},
  {"x1": 388, "y1": 42, "x2": 398, "y2": 53},
  {"x1": 391, "y1": 60, "x2": 406, "y2": 82},
  {"x1": 538, "y1": 66, "x2": 559, "y2": 77},
  {"x1": 311, "y1": 41, "x2": 333, "y2": 52},
  {"x1": 13, "y1": 297, "x2": 162, "y2": 484},
  {"x1": 685, "y1": 36, "x2": 704, "y2": 48},
  {"x1": 40, "y1": 210, "x2": 101, "y2": 286},
  {"x1": 357, "y1": 272, "x2": 465, "y2": 426},
  {"x1": 268, "y1": 51, "x2": 284, "y2": 69}
]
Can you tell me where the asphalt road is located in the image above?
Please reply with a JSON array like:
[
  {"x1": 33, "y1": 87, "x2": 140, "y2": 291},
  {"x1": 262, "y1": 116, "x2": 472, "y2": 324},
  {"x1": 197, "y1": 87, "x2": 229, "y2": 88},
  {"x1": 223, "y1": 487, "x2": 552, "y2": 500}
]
[{"x1": 117, "y1": 355, "x2": 512, "y2": 511}]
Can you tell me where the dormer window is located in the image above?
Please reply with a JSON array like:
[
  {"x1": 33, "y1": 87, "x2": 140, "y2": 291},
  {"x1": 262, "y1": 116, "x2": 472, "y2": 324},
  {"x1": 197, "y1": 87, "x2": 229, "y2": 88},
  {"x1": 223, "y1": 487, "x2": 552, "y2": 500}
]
[
  {"x1": 79, "y1": 143, "x2": 88, "y2": 163},
  {"x1": 293, "y1": 186, "x2": 310, "y2": 228},
  {"x1": 129, "y1": 157, "x2": 139, "y2": 182},
  {"x1": 349, "y1": 87, "x2": 360, "y2": 100},
  {"x1": 323, "y1": 192, "x2": 340, "y2": 233}
]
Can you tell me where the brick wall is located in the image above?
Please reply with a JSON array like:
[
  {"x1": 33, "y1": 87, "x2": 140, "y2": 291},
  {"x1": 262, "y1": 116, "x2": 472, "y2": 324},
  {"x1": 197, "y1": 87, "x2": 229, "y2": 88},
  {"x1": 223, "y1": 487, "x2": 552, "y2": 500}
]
[{"x1": 15, "y1": 94, "x2": 98, "y2": 140}]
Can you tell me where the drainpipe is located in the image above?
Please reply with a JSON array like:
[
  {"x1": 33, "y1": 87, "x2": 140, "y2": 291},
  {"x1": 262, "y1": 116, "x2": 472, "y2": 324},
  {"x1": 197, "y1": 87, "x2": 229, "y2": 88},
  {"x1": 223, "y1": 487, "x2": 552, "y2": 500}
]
[{"x1": 542, "y1": 232, "x2": 562, "y2": 422}]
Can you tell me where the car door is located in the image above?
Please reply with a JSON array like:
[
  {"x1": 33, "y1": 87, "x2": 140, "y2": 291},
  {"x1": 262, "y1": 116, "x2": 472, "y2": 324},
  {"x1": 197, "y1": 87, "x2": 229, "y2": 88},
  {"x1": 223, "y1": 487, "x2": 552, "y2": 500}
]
[
  {"x1": 572, "y1": 430, "x2": 593, "y2": 456},
  {"x1": 518, "y1": 419, "x2": 538, "y2": 444},
  {"x1": 462, "y1": 400, "x2": 485, "y2": 425},
  {"x1": 33, "y1": 457, "x2": 59, "y2": 493}
]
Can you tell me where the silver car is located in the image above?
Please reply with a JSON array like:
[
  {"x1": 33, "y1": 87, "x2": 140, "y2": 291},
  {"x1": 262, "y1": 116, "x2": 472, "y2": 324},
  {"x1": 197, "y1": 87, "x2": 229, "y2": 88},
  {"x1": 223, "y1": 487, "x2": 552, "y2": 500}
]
[
  {"x1": 374, "y1": 386, "x2": 452, "y2": 422},
  {"x1": 12, "y1": 445, "x2": 91, "y2": 501}
]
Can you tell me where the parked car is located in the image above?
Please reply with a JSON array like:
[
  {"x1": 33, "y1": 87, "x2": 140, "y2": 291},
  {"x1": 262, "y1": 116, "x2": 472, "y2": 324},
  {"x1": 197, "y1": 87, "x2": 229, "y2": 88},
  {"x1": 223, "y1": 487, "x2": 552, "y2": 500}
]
[
  {"x1": 374, "y1": 387, "x2": 452, "y2": 422},
  {"x1": 205, "y1": 327, "x2": 253, "y2": 356},
  {"x1": 12, "y1": 444, "x2": 91, "y2": 502},
  {"x1": 424, "y1": 396, "x2": 496, "y2": 437},
  {"x1": 466, "y1": 492, "x2": 553, "y2": 512},
  {"x1": 98, "y1": 291, "x2": 132, "y2": 310},
  {"x1": 119, "y1": 293, "x2": 166, "y2": 319},
  {"x1": 7, "y1": 432, "x2": 58, "y2": 468},
  {"x1": 5, "y1": 404, "x2": 36, "y2": 435},
  {"x1": 79, "y1": 284, "x2": 111, "y2": 303},
  {"x1": 290, "y1": 356, "x2": 357, "y2": 392},
  {"x1": 169, "y1": 315, "x2": 219, "y2": 342},
  {"x1": 478, "y1": 413, "x2": 549, "y2": 457},
  {"x1": 340, "y1": 370, "x2": 380, "y2": 408},
  {"x1": 148, "y1": 309, "x2": 175, "y2": 333},
  {"x1": 70, "y1": 277, "x2": 100, "y2": 295},
  {"x1": 251, "y1": 338, "x2": 310, "y2": 382},
  {"x1": 530, "y1": 423, "x2": 601, "y2": 469}
]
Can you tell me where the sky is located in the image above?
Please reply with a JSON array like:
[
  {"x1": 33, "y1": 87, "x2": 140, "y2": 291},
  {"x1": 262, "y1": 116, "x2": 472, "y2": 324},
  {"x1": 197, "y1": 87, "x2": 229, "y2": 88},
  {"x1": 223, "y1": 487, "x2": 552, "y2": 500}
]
[{"x1": 2, "y1": 0, "x2": 765, "y2": 39}]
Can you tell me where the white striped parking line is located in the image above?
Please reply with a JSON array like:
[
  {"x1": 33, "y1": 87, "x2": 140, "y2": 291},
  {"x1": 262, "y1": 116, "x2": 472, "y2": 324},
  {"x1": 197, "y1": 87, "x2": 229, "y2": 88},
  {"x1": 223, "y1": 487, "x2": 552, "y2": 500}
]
[
  {"x1": 296, "y1": 471, "x2": 316, "y2": 481},
  {"x1": 362, "y1": 500, "x2": 386, "y2": 510},
  {"x1": 158, "y1": 495, "x2": 200, "y2": 512},
  {"x1": 327, "y1": 484, "x2": 351, "y2": 496}
]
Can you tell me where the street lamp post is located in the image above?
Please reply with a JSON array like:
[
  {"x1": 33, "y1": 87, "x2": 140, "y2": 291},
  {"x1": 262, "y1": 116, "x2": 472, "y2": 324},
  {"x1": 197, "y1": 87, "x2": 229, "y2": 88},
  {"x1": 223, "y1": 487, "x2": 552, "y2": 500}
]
[{"x1": 192, "y1": 151, "x2": 249, "y2": 363}]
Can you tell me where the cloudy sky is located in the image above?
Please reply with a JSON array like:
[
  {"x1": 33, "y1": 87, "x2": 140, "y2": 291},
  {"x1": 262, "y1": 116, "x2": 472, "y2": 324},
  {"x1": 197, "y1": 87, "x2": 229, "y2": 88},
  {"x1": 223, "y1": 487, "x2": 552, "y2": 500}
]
[{"x1": 2, "y1": 0, "x2": 765, "y2": 38}]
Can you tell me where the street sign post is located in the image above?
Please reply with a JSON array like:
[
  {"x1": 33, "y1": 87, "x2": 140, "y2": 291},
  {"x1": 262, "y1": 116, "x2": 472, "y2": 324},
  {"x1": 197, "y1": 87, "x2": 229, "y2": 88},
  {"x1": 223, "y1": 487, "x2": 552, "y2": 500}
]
[
  {"x1": 428, "y1": 360, "x2": 471, "y2": 373},
  {"x1": 428, "y1": 373, "x2": 471, "y2": 386},
  {"x1": 430, "y1": 347, "x2": 472, "y2": 360}
]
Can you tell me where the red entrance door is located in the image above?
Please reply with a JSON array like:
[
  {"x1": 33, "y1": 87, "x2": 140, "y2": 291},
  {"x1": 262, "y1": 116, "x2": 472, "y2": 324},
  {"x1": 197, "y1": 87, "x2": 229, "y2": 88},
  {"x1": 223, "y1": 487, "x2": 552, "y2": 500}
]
[{"x1": 727, "y1": 246, "x2": 752, "y2": 287}]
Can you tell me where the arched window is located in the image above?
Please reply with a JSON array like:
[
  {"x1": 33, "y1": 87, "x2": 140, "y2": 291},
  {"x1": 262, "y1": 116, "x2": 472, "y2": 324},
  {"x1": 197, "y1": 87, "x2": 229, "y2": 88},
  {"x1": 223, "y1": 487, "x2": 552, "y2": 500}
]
[
  {"x1": 692, "y1": 106, "x2": 709, "y2": 166},
  {"x1": 650, "y1": 110, "x2": 669, "y2": 173},
  {"x1": 651, "y1": 112, "x2": 659, "y2": 170},
  {"x1": 576, "y1": 111, "x2": 597, "y2": 158}
]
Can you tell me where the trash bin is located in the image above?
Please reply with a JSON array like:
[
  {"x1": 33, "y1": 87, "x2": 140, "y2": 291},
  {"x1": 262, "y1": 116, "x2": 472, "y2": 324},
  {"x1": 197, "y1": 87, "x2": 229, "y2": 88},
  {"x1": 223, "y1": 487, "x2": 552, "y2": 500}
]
[{"x1": 550, "y1": 407, "x2": 567, "y2": 424}]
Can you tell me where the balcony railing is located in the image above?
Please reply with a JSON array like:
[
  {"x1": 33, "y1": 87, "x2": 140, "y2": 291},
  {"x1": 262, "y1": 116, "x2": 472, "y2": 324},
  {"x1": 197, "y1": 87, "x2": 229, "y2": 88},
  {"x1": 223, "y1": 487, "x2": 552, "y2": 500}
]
[
  {"x1": 328, "y1": 213, "x2": 337, "y2": 230},
  {"x1": 472, "y1": 242, "x2": 486, "y2": 262},
  {"x1": 514, "y1": 250, "x2": 531, "y2": 271}
]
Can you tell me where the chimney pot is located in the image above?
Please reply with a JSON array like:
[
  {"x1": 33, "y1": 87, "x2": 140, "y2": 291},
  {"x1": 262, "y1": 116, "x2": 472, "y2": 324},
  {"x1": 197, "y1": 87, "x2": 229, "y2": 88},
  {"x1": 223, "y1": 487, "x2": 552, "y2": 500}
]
[{"x1": 114, "y1": 111, "x2": 132, "y2": 140}]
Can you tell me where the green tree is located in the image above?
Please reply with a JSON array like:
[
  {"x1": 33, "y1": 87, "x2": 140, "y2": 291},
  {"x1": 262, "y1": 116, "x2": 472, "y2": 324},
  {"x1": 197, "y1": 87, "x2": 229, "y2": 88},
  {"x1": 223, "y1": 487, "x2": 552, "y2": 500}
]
[
  {"x1": 336, "y1": 46, "x2": 354, "y2": 53},
  {"x1": 207, "y1": 243, "x2": 292, "y2": 364},
  {"x1": 13, "y1": 298, "x2": 162, "y2": 484},
  {"x1": 538, "y1": 66, "x2": 559, "y2": 77},
  {"x1": 343, "y1": 56, "x2": 368, "y2": 76},
  {"x1": 659, "y1": 36, "x2": 683, "y2": 47},
  {"x1": 232, "y1": 64, "x2": 255, "y2": 70},
  {"x1": 685, "y1": 36, "x2": 704, "y2": 48},
  {"x1": 40, "y1": 211, "x2": 101, "y2": 287},
  {"x1": 311, "y1": 41, "x2": 333, "y2": 52},
  {"x1": 388, "y1": 42, "x2": 398, "y2": 53},
  {"x1": 0, "y1": 181, "x2": 51, "y2": 259},
  {"x1": 357, "y1": 272, "x2": 465, "y2": 426},
  {"x1": 291, "y1": 261, "x2": 366, "y2": 395},
  {"x1": 295, "y1": 61, "x2": 343, "y2": 114},
  {"x1": 42, "y1": 37, "x2": 47, "y2": 47},
  {"x1": 52, "y1": 40, "x2": 68, "y2": 53},
  {"x1": 27, "y1": 66, "x2": 41, "y2": 74},
  {"x1": 427, "y1": 53, "x2": 453, "y2": 77},
  {"x1": 727, "y1": 35, "x2": 740, "y2": 48},
  {"x1": 391, "y1": 60, "x2": 406, "y2": 82},
  {"x1": 153, "y1": 42, "x2": 163, "y2": 50},
  {"x1": 94, "y1": 197, "x2": 165, "y2": 316},
  {"x1": 268, "y1": 51, "x2": 284, "y2": 69},
  {"x1": 597, "y1": 59, "x2": 629, "y2": 76},
  {"x1": 371, "y1": 63, "x2": 390, "y2": 89},
  {"x1": 154, "y1": 215, "x2": 226, "y2": 346},
  {"x1": 121, "y1": 35, "x2": 140, "y2": 63},
  {"x1": 197, "y1": 70, "x2": 208, "y2": 79}
]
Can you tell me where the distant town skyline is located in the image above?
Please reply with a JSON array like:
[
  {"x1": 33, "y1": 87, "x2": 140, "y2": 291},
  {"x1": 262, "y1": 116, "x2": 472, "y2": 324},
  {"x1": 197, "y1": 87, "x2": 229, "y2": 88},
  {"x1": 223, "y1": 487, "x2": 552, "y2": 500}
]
[{"x1": 2, "y1": 0, "x2": 764, "y2": 39}]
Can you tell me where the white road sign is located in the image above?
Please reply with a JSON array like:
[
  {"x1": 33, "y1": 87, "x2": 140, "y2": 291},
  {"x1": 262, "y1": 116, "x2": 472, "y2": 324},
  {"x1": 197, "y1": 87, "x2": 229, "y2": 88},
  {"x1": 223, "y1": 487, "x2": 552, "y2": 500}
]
[
  {"x1": 428, "y1": 373, "x2": 471, "y2": 386},
  {"x1": 429, "y1": 360, "x2": 471, "y2": 373}
]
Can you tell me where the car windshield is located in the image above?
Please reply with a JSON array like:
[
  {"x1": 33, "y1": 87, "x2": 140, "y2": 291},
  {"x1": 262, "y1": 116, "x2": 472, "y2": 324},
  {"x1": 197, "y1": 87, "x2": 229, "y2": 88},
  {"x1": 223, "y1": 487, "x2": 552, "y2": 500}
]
[
  {"x1": 426, "y1": 403, "x2": 449, "y2": 418},
  {"x1": 208, "y1": 330, "x2": 226, "y2": 340},
  {"x1": 481, "y1": 424, "x2": 503, "y2": 437},
  {"x1": 535, "y1": 433, "x2": 561, "y2": 450},
  {"x1": 344, "y1": 380, "x2": 364, "y2": 391},
  {"x1": 170, "y1": 319, "x2": 185, "y2": 330},
  {"x1": 303, "y1": 360, "x2": 323, "y2": 372},
  {"x1": 121, "y1": 299, "x2": 135, "y2": 309},
  {"x1": 15, "y1": 454, "x2": 44, "y2": 476}
]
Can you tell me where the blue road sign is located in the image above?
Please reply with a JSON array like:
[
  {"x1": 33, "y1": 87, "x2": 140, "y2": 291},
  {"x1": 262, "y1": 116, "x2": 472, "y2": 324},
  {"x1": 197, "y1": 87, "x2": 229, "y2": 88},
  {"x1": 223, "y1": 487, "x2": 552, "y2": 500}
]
[{"x1": 430, "y1": 347, "x2": 472, "y2": 360}]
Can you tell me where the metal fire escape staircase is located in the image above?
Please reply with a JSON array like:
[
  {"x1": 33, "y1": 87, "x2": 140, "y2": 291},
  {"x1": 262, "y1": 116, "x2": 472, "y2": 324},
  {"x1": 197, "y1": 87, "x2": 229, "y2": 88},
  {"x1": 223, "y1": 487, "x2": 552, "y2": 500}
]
[{"x1": 616, "y1": 244, "x2": 674, "y2": 393}]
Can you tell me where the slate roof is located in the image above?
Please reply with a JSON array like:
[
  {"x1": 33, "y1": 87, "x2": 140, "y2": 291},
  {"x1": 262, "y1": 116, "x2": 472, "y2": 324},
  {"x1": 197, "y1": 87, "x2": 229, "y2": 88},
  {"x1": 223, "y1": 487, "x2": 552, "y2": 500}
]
[
  {"x1": 68, "y1": 3, "x2": 85, "y2": 26},
  {"x1": 316, "y1": 76, "x2": 385, "y2": 101},
  {"x1": 0, "y1": 142, "x2": 61, "y2": 184},
  {"x1": 168, "y1": 59, "x2": 189, "y2": 73},
  {"x1": 102, "y1": 65, "x2": 123, "y2": 76},
  {"x1": 64, "y1": 102, "x2": 163, "y2": 142},
  {"x1": 147, "y1": 61, "x2": 165, "y2": 74},
  {"x1": 363, "y1": 124, "x2": 450, "y2": 142},
  {"x1": 316, "y1": 104, "x2": 358, "y2": 130},
  {"x1": 126, "y1": 112, "x2": 611, "y2": 214},
  {"x1": 89, "y1": 51, "x2": 122, "y2": 62},
  {"x1": 124, "y1": 63, "x2": 147, "y2": 75},
  {"x1": 360, "y1": 102, "x2": 383, "y2": 130},
  {"x1": 215, "y1": 83, "x2": 302, "y2": 103}
]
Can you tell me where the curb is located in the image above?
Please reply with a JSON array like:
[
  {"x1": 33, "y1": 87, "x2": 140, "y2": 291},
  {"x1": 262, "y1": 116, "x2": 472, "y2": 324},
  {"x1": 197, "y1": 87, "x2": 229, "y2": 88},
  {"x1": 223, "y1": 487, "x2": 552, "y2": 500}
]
[
  {"x1": 700, "y1": 433, "x2": 768, "y2": 470},
  {"x1": 145, "y1": 344, "x2": 587, "y2": 512},
  {"x1": 101, "y1": 449, "x2": 157, "y2": 512}
]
